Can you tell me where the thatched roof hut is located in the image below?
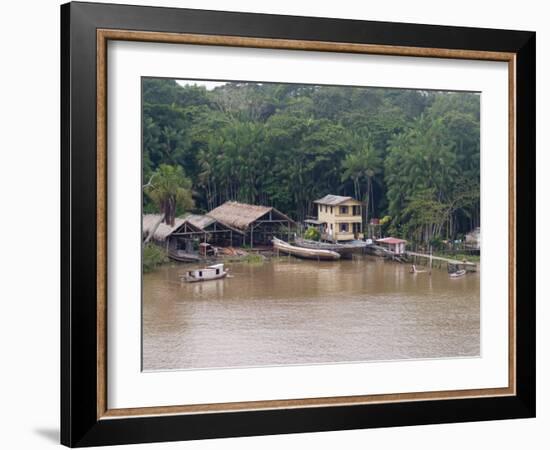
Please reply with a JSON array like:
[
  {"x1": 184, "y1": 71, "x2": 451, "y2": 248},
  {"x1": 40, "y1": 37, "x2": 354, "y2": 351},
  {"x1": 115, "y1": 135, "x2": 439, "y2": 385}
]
[
  {"x1": 182, "y1": 213, "x2": 244, "y2": 235},
  {"x1": 207, "y1": 201, "x2": 295, "y2": 231},
  {"x1": 206, "y1": 201, "x2": 296, "y2": 247},
  {"x1": 144, "y1": 203, "x2": 296, "y2": 249},
  {"x1": 142, "y1": 214, "x2": 186, "y2": 242},
  {"x1": 183, "y1": 213, "x2": 217, "y2": 230}
]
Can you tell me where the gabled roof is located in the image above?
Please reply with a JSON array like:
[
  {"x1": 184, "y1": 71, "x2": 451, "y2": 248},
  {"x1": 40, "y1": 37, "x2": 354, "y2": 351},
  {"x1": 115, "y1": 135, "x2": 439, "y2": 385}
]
[
  {"x1": 314, "y1": 194, "x2": 359, "y2": 205},
  {"x1": 142, "y1": 214, "x2": 186, "y2": 241},
  {"x1": 182, "y1": 213, "x2": 217, "y2": 230},
  {"x1": 376, "y1": 237, "x2": 407, "y2": 245},
  {"x1": 181, "y1": 213, "x2": 245, "y2": 235},
  {"x1": 207, "y1": 201, "x2": 295, "y2": 231}
]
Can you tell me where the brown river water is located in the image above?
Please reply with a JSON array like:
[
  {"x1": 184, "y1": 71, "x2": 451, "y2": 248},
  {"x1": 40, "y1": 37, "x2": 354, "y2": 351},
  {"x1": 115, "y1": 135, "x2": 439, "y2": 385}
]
[{"x1": 142, "y1": 256, "x2": 479, "y2": 371}]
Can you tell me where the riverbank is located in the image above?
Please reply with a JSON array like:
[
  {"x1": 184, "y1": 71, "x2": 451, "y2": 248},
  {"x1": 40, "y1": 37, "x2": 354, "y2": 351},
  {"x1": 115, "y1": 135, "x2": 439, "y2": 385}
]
[
  {"x1": 143, "y1": 243, "x2": 277, "y2": 272},
  {"x1": 143, "y1": 243, "x2": 170, "y2": 273},
  {"x1": 144, "y1": 242, "x2": 481, "y2": 274}
]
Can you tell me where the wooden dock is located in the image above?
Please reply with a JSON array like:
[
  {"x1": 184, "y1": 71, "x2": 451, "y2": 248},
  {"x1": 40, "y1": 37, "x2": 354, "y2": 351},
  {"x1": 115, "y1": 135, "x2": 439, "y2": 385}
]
[{"x1": 406, "y1": 251, "x2": 477, "y2": 271}]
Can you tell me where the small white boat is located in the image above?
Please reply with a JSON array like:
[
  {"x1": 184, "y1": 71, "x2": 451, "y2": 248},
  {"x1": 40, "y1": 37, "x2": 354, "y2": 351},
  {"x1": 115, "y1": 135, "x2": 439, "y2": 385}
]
[
  {"x1": 409, "y1": 264, "x2": 427, "y2": 274},
  {"x1": 449, "y1": 269, "x2": 466, "y2": 278},
  {"x1": 182, "y1": 263, "x2": 228, "y2": 283}
]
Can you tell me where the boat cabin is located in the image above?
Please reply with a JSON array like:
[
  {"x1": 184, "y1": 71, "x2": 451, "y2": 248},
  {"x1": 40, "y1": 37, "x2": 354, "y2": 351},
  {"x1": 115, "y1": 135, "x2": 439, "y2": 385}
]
[
  {"x1": 376, "y1": 237, "x2": 407, "y2": 255},
  {"x1": 183, "y1": 264, "x2": 227, "y2": 283}
]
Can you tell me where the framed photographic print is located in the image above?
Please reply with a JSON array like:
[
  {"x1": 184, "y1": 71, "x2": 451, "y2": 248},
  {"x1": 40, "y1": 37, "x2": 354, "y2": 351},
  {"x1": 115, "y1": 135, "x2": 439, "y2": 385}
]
[{"x1": 61, "y1": 1, "x2": 536, "y2": 447}]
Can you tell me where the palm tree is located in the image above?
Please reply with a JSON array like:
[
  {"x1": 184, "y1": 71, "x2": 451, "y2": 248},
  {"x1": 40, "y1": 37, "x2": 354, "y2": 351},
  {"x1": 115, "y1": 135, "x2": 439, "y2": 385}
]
[
  {"x1": 144, "y1": 164, "x2": 194, "y2": 226},
  {"x1": 197, "y1": 149, "x2": 216, "y2": 211},
  {"x1": 341, "y1": 152, "x2": 362, "y2": 201},
  {"x1": 341, "y1": 135, "x2": 381, "y2": 223}
]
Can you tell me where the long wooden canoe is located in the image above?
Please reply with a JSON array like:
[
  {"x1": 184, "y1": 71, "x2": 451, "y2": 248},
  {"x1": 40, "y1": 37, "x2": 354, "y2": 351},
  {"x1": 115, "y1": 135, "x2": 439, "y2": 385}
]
[
  {"x1": 168, "y1": 249, "x2": 200, "y2": 263},
  {"x1": 294, "y1": 237, "x2": 367, "y2": 258},
  {"x1": 272, "y1": 238, "x2": 340, "y2": 261}
]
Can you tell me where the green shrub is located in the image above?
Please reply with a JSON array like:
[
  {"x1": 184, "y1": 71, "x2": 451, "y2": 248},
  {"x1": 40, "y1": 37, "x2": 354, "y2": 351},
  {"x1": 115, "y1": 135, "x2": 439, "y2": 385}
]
[
  {"x1": 379, "y1": 215, "x2": 392, "y2": 225},
  {"x1": 304, "y1": 227, "x2": 320, "y2": 241},
  {"x1": 379, "y1": 216, "x2": 393, "y2": 237},
  {"x1": 225, "y1": 253, "x2": 264, "y2": 264},
  {"x1": 143, "y1": 243, "x2": 168, "y2": 273},
  {"x1": 242, "y1": 254, "x2": 264, "y2": 264}
]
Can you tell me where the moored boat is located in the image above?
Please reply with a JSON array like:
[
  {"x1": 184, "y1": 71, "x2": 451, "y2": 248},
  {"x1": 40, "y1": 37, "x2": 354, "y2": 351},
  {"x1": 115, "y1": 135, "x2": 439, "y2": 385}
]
[
  {"x1": 182, "y1": 263, "x2": 228, "y2": 283},
  {"x1": 168, "y1": 249, "x2": 200, "y2": 263},
  {"x1": 449, "y1": 269, "x2": 466, "y2": 278},
  {"x1": 409, "y1": 264, "x2": 427, "y2": 274},
  {"x1": 294, "y1": 237, "x2": 367, "y2": 258},
  {"x1": 272, "y1": 238, "x2": 340, "y2": 261}
]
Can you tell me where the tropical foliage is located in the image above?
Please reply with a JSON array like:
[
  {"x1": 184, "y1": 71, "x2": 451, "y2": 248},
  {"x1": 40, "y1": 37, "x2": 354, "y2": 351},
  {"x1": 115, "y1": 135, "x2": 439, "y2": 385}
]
[
  {"x1": 304, "y1": 227, "x2": 321, "y2": 241},
  {"x1": 144, "y1": 164, "x2": 194, "y2": 225},
  {"x1": 143, "y1": 78, "x2": 480, "y2": 245},
  {"x1": 143, "y1": 243, "x2": 169, "y2": 273}
]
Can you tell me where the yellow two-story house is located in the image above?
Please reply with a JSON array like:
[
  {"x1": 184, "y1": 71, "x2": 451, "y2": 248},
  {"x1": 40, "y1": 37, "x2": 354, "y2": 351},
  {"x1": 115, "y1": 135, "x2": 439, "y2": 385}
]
[{"x1": 314, "y1": 194, "x2": 364, "y2": 242}]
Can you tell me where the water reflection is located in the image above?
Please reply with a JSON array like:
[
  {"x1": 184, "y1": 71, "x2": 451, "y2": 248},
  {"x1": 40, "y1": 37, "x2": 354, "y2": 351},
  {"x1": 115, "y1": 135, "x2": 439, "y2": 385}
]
[{"x1": 142, "y1": 257, "x2": 480, "y2": 371}]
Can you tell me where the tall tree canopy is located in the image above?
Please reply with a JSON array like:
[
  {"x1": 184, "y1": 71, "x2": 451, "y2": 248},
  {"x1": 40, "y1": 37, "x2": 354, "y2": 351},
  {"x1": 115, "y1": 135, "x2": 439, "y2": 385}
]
[{"x1": 143, "y1": 79, "x2": 480, "y2": 244}]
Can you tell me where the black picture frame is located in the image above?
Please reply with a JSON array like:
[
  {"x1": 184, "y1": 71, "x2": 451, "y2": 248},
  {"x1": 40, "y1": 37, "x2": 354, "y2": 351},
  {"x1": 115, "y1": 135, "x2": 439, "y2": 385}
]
[{"x1": 61, "y1": 1, "x2": 535, "y2": 447}]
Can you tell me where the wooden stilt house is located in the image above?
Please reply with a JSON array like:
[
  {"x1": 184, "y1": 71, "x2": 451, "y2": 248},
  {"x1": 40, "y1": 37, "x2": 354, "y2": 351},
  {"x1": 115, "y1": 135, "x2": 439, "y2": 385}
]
[
  {"x1": 207, "y1": 201, "x2": 296, "y2": 247},
  {"x1": 177, "y1": 213, "x2": 244, "y2": 247}
]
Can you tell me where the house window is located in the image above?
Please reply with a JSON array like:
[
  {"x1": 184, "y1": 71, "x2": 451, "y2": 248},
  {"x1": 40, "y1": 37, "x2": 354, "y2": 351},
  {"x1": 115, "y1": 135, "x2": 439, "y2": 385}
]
[
  {"x1": 330, "y1": 206, "x2": 333, "y2": 214},
  {"x1": 340, "y1": 223, "x2": 349, "y2": 232},
  {"x1": 330, "y1": 223, "x2": 333, "y2": 230},
  {"x1": 340, "y1": 206, "x2": 348, "y2": 214},
  {"x1": 353, "y1": 223, "x2": 361, "y2": 233},
  {"x1": 353, "y1": 205, "x2": 361, "y2": 216}
]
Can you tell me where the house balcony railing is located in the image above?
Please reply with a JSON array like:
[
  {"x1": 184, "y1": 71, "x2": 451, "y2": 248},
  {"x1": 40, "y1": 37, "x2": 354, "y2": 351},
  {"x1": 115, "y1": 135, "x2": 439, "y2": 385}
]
[{"x1": 321, "y1": 231, "x2": 364, "y2": 242}]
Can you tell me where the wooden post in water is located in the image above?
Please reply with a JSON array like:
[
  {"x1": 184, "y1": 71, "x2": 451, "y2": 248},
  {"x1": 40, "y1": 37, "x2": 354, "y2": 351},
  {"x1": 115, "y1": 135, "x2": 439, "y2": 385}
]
[
  {"x1": 287, "y1": 220, "x2": 290, "y2": 243},
  {"x1": 250, "y1": 225, "x2": 254, "y2": 249}
]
